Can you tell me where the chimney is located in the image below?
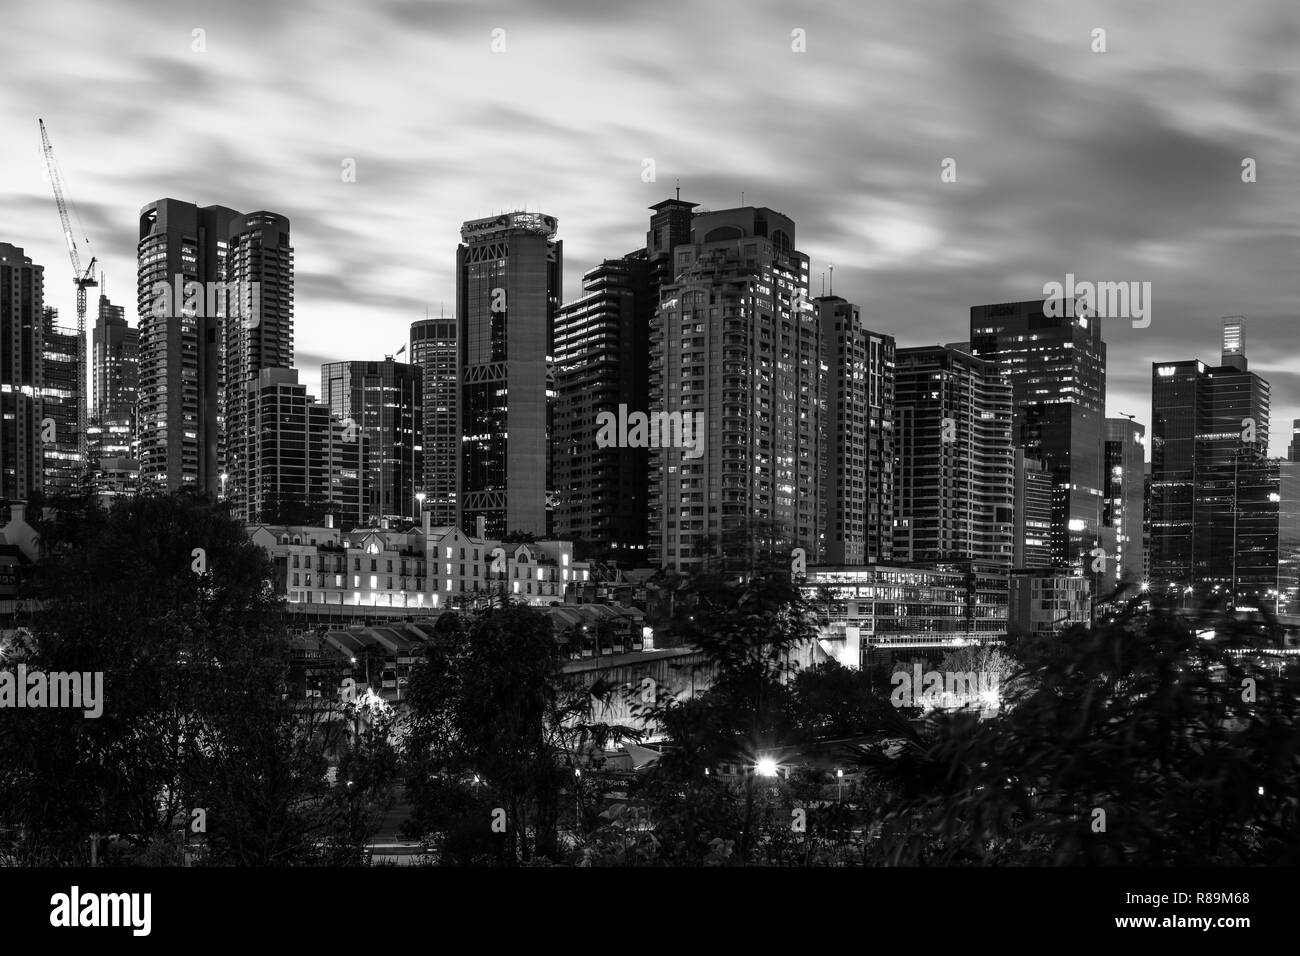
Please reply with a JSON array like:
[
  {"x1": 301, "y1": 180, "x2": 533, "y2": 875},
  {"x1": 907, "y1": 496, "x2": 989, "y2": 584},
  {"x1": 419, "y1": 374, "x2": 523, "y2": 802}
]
[
  {"x1": 476, "y1": 515, "x2": 486, "y2": 539},
  {"x1": 381, "y1": 517, "x2": 390, "y2": 530},
  {"x1": 423, "y1": 510, "x2": 431, "y2": 536},
  {"x1": 325, "y1": 513, "x2": 335, "y2": 529},
  {"x1": 11, "y1": 502, "x2": 24, "y2": 526}
]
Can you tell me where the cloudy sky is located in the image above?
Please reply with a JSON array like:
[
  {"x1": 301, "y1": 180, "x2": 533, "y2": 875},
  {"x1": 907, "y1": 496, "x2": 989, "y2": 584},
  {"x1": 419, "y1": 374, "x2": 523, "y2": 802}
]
[{"x1": 3, "y1": 0, "x2": 1298, "y2": 456}]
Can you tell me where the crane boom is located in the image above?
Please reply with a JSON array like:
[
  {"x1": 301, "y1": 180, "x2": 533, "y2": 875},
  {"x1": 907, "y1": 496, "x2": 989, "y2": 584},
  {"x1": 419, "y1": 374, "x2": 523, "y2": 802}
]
[{"x1": 38, "y1": 118, "x2": 96, "y2": 477}]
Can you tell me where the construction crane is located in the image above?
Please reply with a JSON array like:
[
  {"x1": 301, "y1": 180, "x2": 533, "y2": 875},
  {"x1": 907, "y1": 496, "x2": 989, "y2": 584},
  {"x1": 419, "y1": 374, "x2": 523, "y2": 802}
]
[{"x1": 38, "y1": 118, "x2": 96, "y2": 474}]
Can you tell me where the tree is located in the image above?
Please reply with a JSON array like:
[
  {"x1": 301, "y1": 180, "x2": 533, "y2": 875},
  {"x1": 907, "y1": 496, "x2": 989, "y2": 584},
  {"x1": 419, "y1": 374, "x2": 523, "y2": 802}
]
[
  {"x1": 857, "y1": 596, "x2": 1300, "y2": 865},
  {"x1": 0, "y1": 492, "x2": 396, "y2": 865}
]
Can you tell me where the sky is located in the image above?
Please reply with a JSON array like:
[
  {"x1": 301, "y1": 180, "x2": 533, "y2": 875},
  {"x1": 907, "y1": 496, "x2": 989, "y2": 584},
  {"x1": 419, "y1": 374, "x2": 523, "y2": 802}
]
[{"x1": 3, "y1": 0, "x2": 1298, "y2": 457}]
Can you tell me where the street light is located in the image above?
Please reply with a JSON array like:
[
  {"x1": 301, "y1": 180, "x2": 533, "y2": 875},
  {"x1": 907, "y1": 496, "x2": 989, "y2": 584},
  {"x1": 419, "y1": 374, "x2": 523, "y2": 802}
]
[
  {"x1": 415, "y1": 490, "x2": 426, "y2": 521},
  {"x1": 219, "y1": 472, "x2": 227, "y2": 499},
  {"x1": 756, "y1": 757, "x2": 778, "y2": 778}
]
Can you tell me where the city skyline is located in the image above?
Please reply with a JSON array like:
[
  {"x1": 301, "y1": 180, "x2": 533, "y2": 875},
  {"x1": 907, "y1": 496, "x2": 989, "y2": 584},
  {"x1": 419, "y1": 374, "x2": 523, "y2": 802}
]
[{"x1": 2, "y1": 0, "x2": 1298, "y2": 457}]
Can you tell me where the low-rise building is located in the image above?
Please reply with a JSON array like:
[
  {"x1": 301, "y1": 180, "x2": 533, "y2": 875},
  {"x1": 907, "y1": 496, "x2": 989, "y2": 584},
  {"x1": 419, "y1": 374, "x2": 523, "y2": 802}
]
[
  {"x1": 248, "y1": 513, "x2": 592, "y2": 612},
  {"x1": 1008, "y1": 570, "x2": 1091, "y2": 638}
]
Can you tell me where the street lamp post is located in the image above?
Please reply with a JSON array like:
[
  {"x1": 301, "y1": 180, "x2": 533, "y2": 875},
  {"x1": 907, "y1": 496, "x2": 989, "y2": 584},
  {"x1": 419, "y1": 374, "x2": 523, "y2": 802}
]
[
  {"x1": 415, "y1": 491, "x2": 425, "y2": 522},
  {"x1": 219, "y1": 472, "x2": 227, "y2": 500}
]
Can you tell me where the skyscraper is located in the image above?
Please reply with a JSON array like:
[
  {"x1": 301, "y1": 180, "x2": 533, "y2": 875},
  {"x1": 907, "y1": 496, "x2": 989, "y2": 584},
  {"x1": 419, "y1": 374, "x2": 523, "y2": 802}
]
[
  {"x1": 223, "y1": 211, "x2": 294, "y2": 515},
  {"x1": 92, "y1": 292, "x2": 137, "y2": 422},
  {"x1": 239, "y1": 368, "x2": 364, "y2": 527},
  {"x1": 893, "y1": 345, "x2": 1014, "y2": 566},
  {"x1": 0, "y1": 243, "x2": 44, "y2": 500},
  {"x1": 816, "y1": 295, "x2": 894, "y2": 565},
  {"x1": 1150, "y1": 321, "x2": 1271, "y2": 602},
  {"x1": 1288, "y1": 419, "x2": 1299, "y2": 463},
  {"x1": 410, "y1": 317, "x2": 458, "y2": 527},
  {"x1": 456, "y1": 212, "x2": 561, "y2": 538},
  {"x1": 647, "y1": 206, "x2": 819, "y2": 571},
  {"x1": 1104, "y1": 417, "x2": 1147, "y2": 589},
  {"x1": 971, "y1": 298, "x2": 1107, "y2": 568},
  {"x1": 39, "y1": 307, "x2": 82, "y2": 495},
  {"x1": 554, "y1": 257, "x2": 651, "y2": 562},
  {"x1": 322, "y1": 359, "x2": 422, "y2": 524},
  {"x1": 553, "y1": 197, "x2": 697, "y2": 566},
  {"x1": 136, "y1": 199, "x2": 240, "y2": 493},
  {"x1": 1013, "y1": 449, "x2": 1053, "y2": 569}
]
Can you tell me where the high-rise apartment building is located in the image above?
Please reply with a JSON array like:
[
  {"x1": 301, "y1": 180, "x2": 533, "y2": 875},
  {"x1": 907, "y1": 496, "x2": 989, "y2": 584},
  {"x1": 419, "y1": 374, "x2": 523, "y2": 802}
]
[
  {"x1": 816, "y1": 296, "x2": 894, "y2": 565},
  {"x1": 456, "y1": 212, "x2": 561, "y2": 538},
  {"x1": 1102, "y1": 417, "x2": 1147, "y2": 590},
  {"x1": 223, "y1": 212, "x2": 294, "y2": 514},
  {"x1": 893, "y1": 345, "x2": 1014, "y2": 567},
  {"x1": 647, "y1": 206, "x2": 819, "y2": 571},
  {"x1": 39, "y1": 307, "x2": 82, "y2": 495},
  {"x1": 1, "y1": 243, "x2": 44, "y2": 501},
  {"x1": 136, "y1": 200, "x2": 240, "y2": 493},
  {"x1": 1288, "y1": 419, "x2": 1299, "y2": 463},
  {"x1": 322, "y1": 359, "x2": 422, "y2": 524},
  {"x1": 410, "y1": 317, "x2": 458, "y2": 527},
  {"x1": 1150, "y1": 321, "x2": 1272, "y2": 602},
  {"x1": 971, "y1": 299, "x2": 1107, "y2": 567}
]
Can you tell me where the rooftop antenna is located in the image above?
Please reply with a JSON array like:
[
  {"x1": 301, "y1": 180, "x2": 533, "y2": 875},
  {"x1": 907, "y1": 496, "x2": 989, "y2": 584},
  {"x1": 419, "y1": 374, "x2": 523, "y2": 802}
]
[
  {"x1": 676, "y1": 179, "x2": 680, "y2": 201},
  {"x1": 829, "y1": 262, "x2": 834, "y2": 296},
  {"x1": 740, "y1": 190, "x2": 745, "y2": 206},
  {"x1": 821, "y1": 271, "x2": 825, "y2": 296}
]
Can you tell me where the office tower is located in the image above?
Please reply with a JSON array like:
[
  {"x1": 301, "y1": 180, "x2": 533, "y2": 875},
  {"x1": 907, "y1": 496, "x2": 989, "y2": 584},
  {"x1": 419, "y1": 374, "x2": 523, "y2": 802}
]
[
  {"x1": 971, "y1": 299, "x2": 1107, "y2": 568},
  {"x1": 456, "y1": 212, "x2": 561, "y2": 538},
  {"x1": 410, "y1": 317, "x2": 458, "y2": 526},
  {"x1": 816, "y1": 296, "x2": 894, "y2": 565},
  {"x1": 91, "y1": 293, "x2": 137, "y2": 421},
  {"x1": 553, "y1": 197, "x2": 696, "y2": 565},
  {"x1": 223, "y1": 212, "x2": 294, "y2": 515},
  {"x1": 1288, "y1": 419, "x2": 1299, "y2": 462},
  {"x1": 39, "y1": 307, "x2": 82, "y2": 495},
  {"x1": 893, "y1": 345, "x2": 1014, "y2": 567},
  {"x1": 554, "y1": 257, "x2": 651, "y2": 562},
  {"x1": 1150, "y1": 322, "x2": 1271, "y2": 602},
  {"x1": 322, "y1": 359, "x2": 422, "y2": 524},
  {"x1": 237, "y1": 368, "x2": 364, "y2": 527},
  {"x1": 1102, "y1": 417, "x2": 1147, "y2": 589},
  {"x1": 0, "y1": 243, "x2": 44, "y2": 500},
  {"x1": 1013, "y1": 449, "x2": 1053, "y2": 569},
  {"x1": 136, "y1": 200, "x2": 241, "y2": 493},
  {"x1": 647, "y1": 206, "x2": 819, "y2": 572}
]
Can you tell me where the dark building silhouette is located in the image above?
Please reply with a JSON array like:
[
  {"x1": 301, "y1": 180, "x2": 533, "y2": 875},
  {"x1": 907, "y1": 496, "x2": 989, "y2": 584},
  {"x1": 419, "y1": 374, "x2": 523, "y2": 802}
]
[
  {"x1": 1013, "y1": 448, "x2": 1053, "y2": 569},
  {"x1": 91, "y1": 292, "x2": 137, "y2": 422},
  {"x1": 457, "y1": 212, "x2": 561, "y2": 538}
]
